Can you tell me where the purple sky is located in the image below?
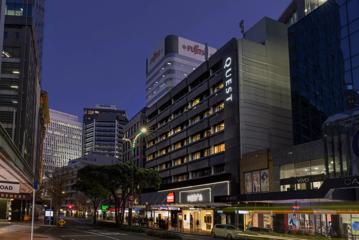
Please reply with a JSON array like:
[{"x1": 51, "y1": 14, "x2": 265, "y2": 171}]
[{"x1": 42, "y1": 0, "x2": 291, "y2": 119}]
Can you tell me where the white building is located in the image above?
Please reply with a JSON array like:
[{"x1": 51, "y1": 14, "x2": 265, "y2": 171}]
[
  {"x1": 43, "y1": 109, "x2": 82, "y2": 176},
  {"x1": 146, "y1": 35, "x2": 216, "y2": 107}
]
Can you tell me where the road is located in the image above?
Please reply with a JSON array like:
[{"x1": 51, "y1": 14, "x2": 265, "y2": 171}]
[{"x1": 0, "y1": 219, "x2": 213, "y2": 240}]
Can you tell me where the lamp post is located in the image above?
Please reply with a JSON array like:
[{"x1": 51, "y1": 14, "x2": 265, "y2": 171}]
[{"x1": 123, "y1": 127, "x2": 147, "y2": 226}]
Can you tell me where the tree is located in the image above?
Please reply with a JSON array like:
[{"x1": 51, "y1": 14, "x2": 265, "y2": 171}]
[
  {"x1": 44, "y1": 167, "x2": 69, "y2": 217},
  {"x1": 99, "y1": 164, "x2": 160, "y2": 226},
  {"x1": 76, "y1": 165, "x2": 109, "y2": 224}
]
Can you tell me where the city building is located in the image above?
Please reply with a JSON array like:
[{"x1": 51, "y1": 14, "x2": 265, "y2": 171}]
[
  {"x1": 214, "y1": 109, "x2": 359, "y2": 237},
  {"x1": 52, "y1": 153, "x2": 120, "y2": 212},
  {"x1": 43, "y1": 109, "x2": 82, "y2": 176},
  {"x1": 0, "y1": 0, "x2": 47, "y2": 222},
  {"x1": 280, "y1": 0, "x2": 358, "y2": 144},
  {"x1": 141, "y1": 17, "x2": 292, "y2": 233},
  {"x1": 123, "y1": 107, "x2": 147, "y2": 167},
  {"x1": 82, "y1": 105, "x2": 128, "y2": 160},
  {"x1": 0, "y1": 0, "x2": 45, "y2": 175},
  {"x1": 146, "y1": 35, "x2": 216, "y2": 107}
]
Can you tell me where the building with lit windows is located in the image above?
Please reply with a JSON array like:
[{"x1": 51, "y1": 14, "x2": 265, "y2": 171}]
[
  {"x1": 82, "y1": 105, "x2": 128, "y2": 160},
  {"x1": 146, "y1": 35, "x2": 216, "y2": 107},
  {"x1": 279, "y1": 0, "x2": 359, "y2": 144},
  {"x1": 141, "y1": 17, "x2": 292, "y2": 233},
  {"x1": 43, "y1": 109, "x2": 82, "y2": 176}
]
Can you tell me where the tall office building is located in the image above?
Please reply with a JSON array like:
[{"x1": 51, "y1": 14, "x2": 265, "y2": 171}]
[
  {"x1": 280, "y1": 0, "x2": 358, "y2": 144},
  {"x1": 146, "y1": 35, "x2": 216, "y2": 107},
  {"x1": 82, "y1": 105, "x2": 128, "y2": 159},
  {"x1": 142, "y1": 18, "x2": 292, "y2": 233},
  {"x1": 43, "y1": 109, "x2": 82, "y2": 176},
  {"x1": 0, "y1": 0, "x2": 45, "y2": 170}
]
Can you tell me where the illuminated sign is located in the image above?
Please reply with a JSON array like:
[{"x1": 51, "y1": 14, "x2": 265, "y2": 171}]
[
  {"x1": 296, "y1": 177, "x2": 310, "y2": 183},
  {"x1": 179, "y1": 188, "x2": 210, "y2": 203},
  {"x1": 167, "y1": 192, "x2": 175, "y2": 203},
  {"x1": 224, "y1": 57, "x2": 233, "y2": 102},
  {"x1": 178, "y1": 37, "x2": 216, "y2": 61},
  {"x1": 0, "y1": 182, "x2": 20, "y2": 194},
  {"x1": 181, "y1": 44, "x2": 205, "y2": 56},
  {"x1": 187, "y1": 193, "x2": 203, "y2": 202}
]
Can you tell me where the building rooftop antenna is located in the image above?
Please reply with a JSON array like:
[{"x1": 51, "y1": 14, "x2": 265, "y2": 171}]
[{"x1": 239, "y1": 20, "x2": 245, "y2": 38}]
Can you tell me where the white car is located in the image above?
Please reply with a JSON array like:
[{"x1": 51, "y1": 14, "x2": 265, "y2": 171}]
[{"x1": 212, "y1": 224, "x2": 242, "y2": 239}]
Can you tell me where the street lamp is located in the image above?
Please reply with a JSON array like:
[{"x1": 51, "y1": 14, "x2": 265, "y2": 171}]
[{"x1": 122, "y1": 126, "x2": 148, "y2": 226}]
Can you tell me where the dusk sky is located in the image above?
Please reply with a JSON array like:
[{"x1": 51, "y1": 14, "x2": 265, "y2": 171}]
[{"x1": 42, "y1": 0, "x2": 291, "y2": 119}]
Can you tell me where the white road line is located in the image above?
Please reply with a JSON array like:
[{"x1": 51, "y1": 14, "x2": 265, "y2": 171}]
[{"x1": 86, "y1": 230, "x2": 127, "y2": 239}]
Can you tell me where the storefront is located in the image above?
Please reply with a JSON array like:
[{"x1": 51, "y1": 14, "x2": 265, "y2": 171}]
[{"x1": 140, "y1": 181, "x2": 229, "y2": 232}]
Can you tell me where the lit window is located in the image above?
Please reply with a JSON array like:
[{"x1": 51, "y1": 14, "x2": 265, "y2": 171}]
[
  {"x1": 192, "y1": 98, "x2": 200, "y2": 107},
  {"x1": 213, "y1": 143, "x2": 225, "y2": 154},
  {"x1": 214, "y1": 82, "x2": 224, "y2": 93},
  {"x1": 214, "y1": 102, "x2": 224, "y2": 112},
  {"x1": 174, "y1": 126, "x2": 181, "y2": 134},
  {"x1": 214, "y1": 122, "x2": 225, "y2": 133},
  {"x1": 192, "y1": 134, "x2": 201, "y2": 143},
  {"x1": 174, "y1": 141, "x2": 182, "y2": 150},
  {"x1": 192, "y1": 151, "x2": 201, "y2": 160}
]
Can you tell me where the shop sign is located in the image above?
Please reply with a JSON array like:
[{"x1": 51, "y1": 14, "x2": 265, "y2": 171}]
[
  {"x1": 224, "y1": 56, "x2": 233, "y2": 102},
  {"x1": 296, "y1": 177, "x2": 310, "y2": 184},
  {"x1": 0, "y1": 181, "x2": 20, "y2": 194},
  {"x1": 179, "y1": 188, "x2": 210, "y2": 203},
  {"x1": 167, "y1": 192, "x2": 175, "y2": 203},
  {"x1": 344, "y1": 177, "x2": 359, "y2": 187}
]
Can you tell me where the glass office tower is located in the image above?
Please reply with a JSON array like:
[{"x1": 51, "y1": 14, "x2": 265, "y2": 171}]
[{"x1": 280, "y1": 0, "x2": 359, "y2": 144}]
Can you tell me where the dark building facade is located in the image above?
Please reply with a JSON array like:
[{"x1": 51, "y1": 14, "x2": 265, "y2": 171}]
[
  {"x1": 280, "y1": 0, "x2": 359, "y2": 144},
  {"x1": 0, "y1": 0, "x2": 45, "y2": 177},
  {"x1": 82, "y1": 105, "x2": 128, "y2": 160},
  {"x1": 141, "y1": 18, "x2": 292, "y2": 233},
  {"x1": 123, "y1": 108, "x2": 147, "y2": 167}
]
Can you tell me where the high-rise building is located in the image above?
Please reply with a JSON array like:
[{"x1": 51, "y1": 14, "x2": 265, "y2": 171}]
[
  {"x1": 0, "y1": 0, "x2": 45, "y2": 171},
  {"x1": 141, "y1": 18, "x2": 292, "y2": 233},
  {"x1": 82, "y1": 105, "x2": 128, "y2": 159},
  {"x1": 280, "y1": 0, "x2": 359, "y2": 144},
  {"x1": 146, "y1": 35, "x2": 216, "y2": 107},
  {"x1": 43, "y1": 109, "x2": 82, "y2": 176},
  {"x1": 123, "y1": 108, "x2": 147, "y2": 167}
]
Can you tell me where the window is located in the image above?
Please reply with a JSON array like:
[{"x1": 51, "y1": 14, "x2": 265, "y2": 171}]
[
  {"x1": 191, "y1": 151, "x2": 201, "y2": 160},
  {"x1": 174, "y1": 157, "x2": 187, "y2": 166},
  {"x1": 173, "y1": 173, "x2": 188, "y2": 182},
  {"x1": 214, "y1": 164, "x2": 225, "y2": 174},
  {"x1": 167, "y1": 129, "x2": 174, "y2": 137},
  {"x1": 147, "y1": 154, "x2": 154, "y2": 161},
  {"x1": 213, "y1": 143, "x2": 225, "y2": 154},
  {"x1": 213, "y1": 82, "x2": 224, "y2": 93},
  {"x1": 191, "y1": 133, "x2": 201, "y2": 143},
  {"x1": 174, "y1": 141, "x2": 182, "y2": 150},
  {"x1": 192, "y1": 98, "x2": 201, "y2": 107},
  {"x1": 192, "y1": 168, "x2": 211, "y2": 179},
  {"x1": 191, "y1": 115, "x2": 201, "y2": 125},
  {"x1": 159, "y1": 148, "x2": 167, "y2": 156},
  {"x1": 214, "y1": 102, "x2": 224, "y2": 112},
  {"x1": 214, "y1": 122, "x2": 225, "y2": 133},
  {"x1": 174, "y1": 126, "x2": 181, "y2": 134}
]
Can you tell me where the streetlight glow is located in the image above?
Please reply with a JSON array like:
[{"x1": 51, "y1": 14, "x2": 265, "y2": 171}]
[{"x1": 140, "y1": 127, "x2": 147, "y2": 134}]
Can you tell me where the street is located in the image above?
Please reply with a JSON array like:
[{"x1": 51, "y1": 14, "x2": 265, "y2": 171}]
[{"x1": 0, "y1": 219, "x2": 214, "y2": 240}]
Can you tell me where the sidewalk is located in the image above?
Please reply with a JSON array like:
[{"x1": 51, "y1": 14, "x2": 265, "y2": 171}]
[{"x1": 0, "y1": 223, "x2": 58, "y2": 240}]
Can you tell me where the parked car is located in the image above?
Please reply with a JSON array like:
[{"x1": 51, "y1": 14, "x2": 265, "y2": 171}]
[{"x1": 212, "y1": 224, "x2": 242, "y2": 239}]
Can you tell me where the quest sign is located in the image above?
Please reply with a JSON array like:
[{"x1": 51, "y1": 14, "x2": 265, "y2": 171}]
[{"x1": 0, "y1": 181, "x2": 20, "y2": 194}]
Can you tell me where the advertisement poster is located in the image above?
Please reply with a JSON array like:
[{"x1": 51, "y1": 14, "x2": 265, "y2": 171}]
[
  {"x1": 288, "y1": 214, "x2": 300, "y2": 230},
  {"x1": 252, "y1": 171, "x2": 260, "y2": 193},
  {"x1": 352, "y1": 217, "x2": 359, "y2": 235},
  {"x1": 245, "y1": 172, "x2": 252, "y2": 193},
  {"x1": 260, "y1": 169, "x2": 269, "y2": 192}
]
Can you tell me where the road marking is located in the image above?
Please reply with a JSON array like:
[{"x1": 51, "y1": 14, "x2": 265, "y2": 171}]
[{"x1": 86, "y1": 230, "x2": 127, "y2": 239}]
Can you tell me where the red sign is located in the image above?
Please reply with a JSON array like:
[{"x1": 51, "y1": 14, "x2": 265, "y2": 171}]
[
  {"x1": 182, "y1": 44, "x2": 205, "y2": 56},
  {"x1": 167, "y1": 192, "x2": 175, "y2": 203}
]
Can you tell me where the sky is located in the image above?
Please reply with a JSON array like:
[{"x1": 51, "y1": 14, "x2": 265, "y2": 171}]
[{"x1": 42, "y1": 0, "x2": 291, "y2": 119}]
